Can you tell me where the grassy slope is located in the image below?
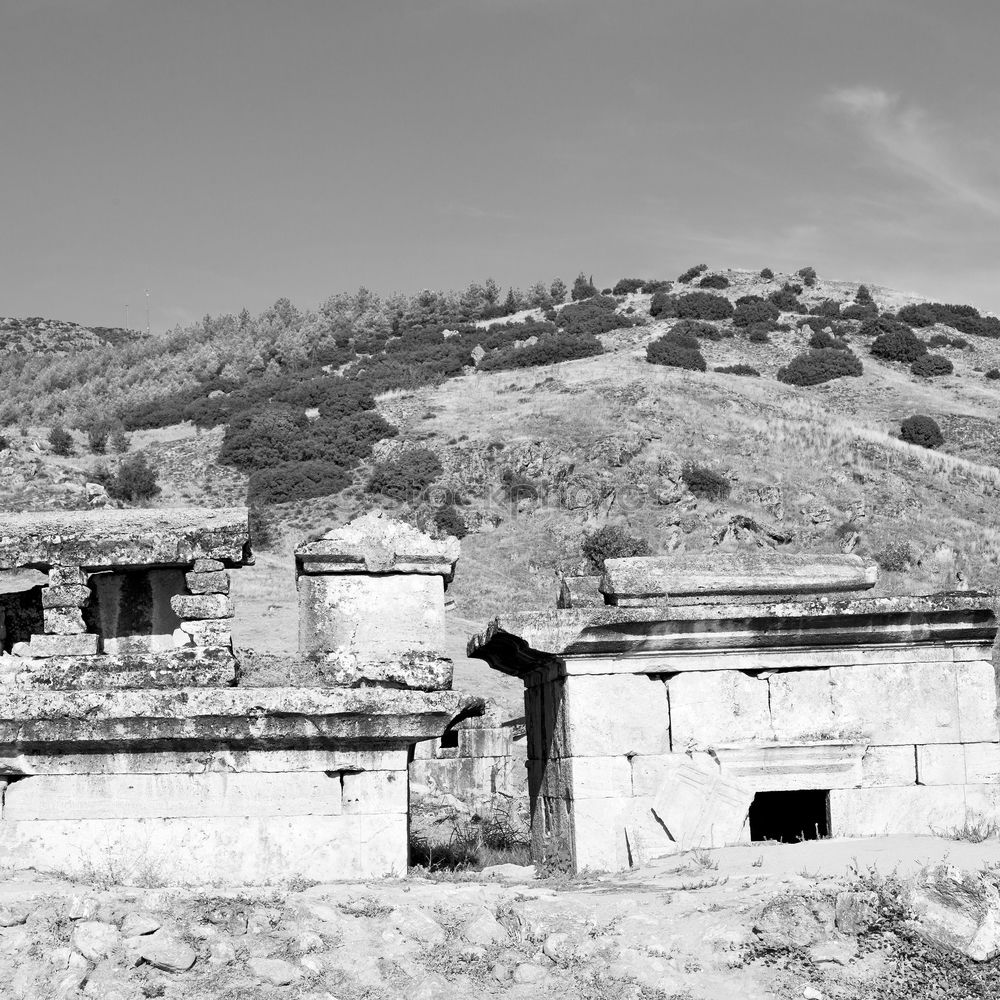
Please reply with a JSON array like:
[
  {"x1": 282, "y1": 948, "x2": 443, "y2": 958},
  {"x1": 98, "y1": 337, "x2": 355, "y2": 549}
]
[{"x1": 4, "y1": 268, "x2": 1000, "y2": 717}]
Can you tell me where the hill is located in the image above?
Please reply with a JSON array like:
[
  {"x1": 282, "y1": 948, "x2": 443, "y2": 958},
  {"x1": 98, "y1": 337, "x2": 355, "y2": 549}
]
[
  {"x1": 0, "y1": 315, "x2": 136, "y2": 356},
  {"x1": 3, "y1": 265, "x2": 1000, "y2": 713}
]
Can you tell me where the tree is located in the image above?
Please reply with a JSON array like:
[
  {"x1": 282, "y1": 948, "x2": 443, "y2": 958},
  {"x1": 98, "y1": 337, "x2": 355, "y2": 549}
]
[
  {"x1": 110, "y1": 426, "x2": 130, "y2": 453},
  {"x1": 525, "y1": 281, "x2": 552, "y2": 309},
  {"x1": 855, "y1": 285, "x2": 874, "y2": 306},
  {"x1": 105, "y1": 453, "x2": 161, "y2": 503},
  {"x1": 48, "y1": 425, "x2": 73, "y2": 456},
  {"x1": 797, "y1": 266, "x2": 818, "y2": 288},
  {"x1": 86, "y1": 418, "x2": 112, "y2": 454},
  {"x1": 549, "y1": 277, "x2": 568, "y2": 304},
  {"x1": 571, "y1": 273, "x2": 598, "y2": 301}
]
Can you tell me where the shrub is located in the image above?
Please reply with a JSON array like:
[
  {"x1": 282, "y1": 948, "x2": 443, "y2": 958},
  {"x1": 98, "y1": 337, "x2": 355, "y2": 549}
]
[
  {"x1": 677, "y1": 264, "x2": 708, "y2": 284},
  {"x1": 777, "y1": 349, "x2": 863, "y2": 386},
  {"x1": 48, "y1": 425, "x2": 73, "y2": 456},
  {"x1": 672, "y1": 319, "x2": 731, "y2": 341},
  {"x1": 0, "y1": 432, "x2": 8, "y2": 451},
  {"x1": 109, "y1": 426, "x2": 130, "y2": 453},
  {"x1": 733, "y1": 298, "x2": 780, "y2": 328},
  {"x1": 571, "y1": 273, "x2": 598, "y2": 301},
  {"x1": 600, "y1": 287, "x2": 612, "y2": 295},
  {"x1": 797, "y1": 266, "x2": 818, "y2": 287},
  {"x1": 870, "y1": 327, "x2": 927, "y2": 363},
  {"x1": 746, "y1": 324, "x2": 771, "y2": 343},
  {"x1": 855, "y1": 284, "x2": 874, "y2": 306},
  {"x1": 928, "y1": 333, "x2": 968, "y2": 350},
  {"x1": 768, "y1": 285, "x2": 803, "y2": 312},
  {"x1": 612, "y1": 278, "x2": 645, "y2": 295},
  {"x1": 104, "y1": 453, "x2": 161, "y2": 503},
  {"x1": 366, "y1": 448, "x2": 443, "y2": 501},
  {"x1": 581, "y1": 525, "x2": 651, "y2": 572},
  {"x1": 558, "y1": 296, "x2": 628, "y2": 337},
  {"x1": 248, "y1": 460, "x2": 350, "y2": 505},
  {"x1": 911, "y1": 354, "x2": 953, "y2": 378},
  {"x1": 841, "y1": 303, "x2": 878, "y2": 321},
  {"x1": 500, "y1": 468, "x2": 539, "y2": 503},
  {"x1": 85, "y1": 419, "x2": 113, "y2": 454},
  {"x1": 675, "y1": 292, "x2": 734, "y2": 321},
  {"x1": 698, "y1": 273, "x2": 730, "y2": 289},
  {"x1": 649, "y1": 291, "x2": 678, "y2": 318},
  {"x1": 875, "y1": 540, "x2": 913, "y2": 572},
  {"x1": 641, "y1": 279, "x2": 672, "y2": 294},
  {"x1": 248, "y1": 504, "x2": 277, "y2": 549},
  {"x1": 434, "y1": 504, "x2": 468, "y2": 539},
  {"x1": 682, "y1": 463, "x2": 731, "y2": 500},
  {"x1": 896, "y1": 302, "x2": 1000, "y2": 339},
  {"x1": 646, "y1": 332, "x2": 706, "y2": 371},
  {"x1": 810, "y1": 299, "x2": 841, "y2": 318},
  {"x1": 899, "y1": 414, "x2": 944, "y2": 449},
  {"x1": 714, "y1": 364, "x2": 760, "y2": 376},
  {"x1": 477, "y1": 331, "x2": 603, "y2": 371},
  {"x1": 760, "y1": 267, "x2": 774, "y2": 280},
  {"x1": 808, "y1": 329, "x2": 850, "y2": 351},
  {"x1": 986, "y1": 368, "x2": 1000, "y2": 380}
]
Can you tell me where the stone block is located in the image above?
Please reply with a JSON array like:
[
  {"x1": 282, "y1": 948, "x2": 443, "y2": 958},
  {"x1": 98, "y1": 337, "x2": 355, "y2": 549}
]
[
  {"x1": 565, "y1": 674, "x2": 669, "y2": 756},
  {"x1": 26, "y1": 634, "x2": 98, "y2": 658},
  {"x1": 954, "y1": 660, "x2": 1000, "y2": 743},
  {"x1": 917, "y1": 744, "x2": 1000, "y2": 785},
  {"x1": 862, "y1": 745, "x2": 917, "y2": 786},
  {"x1": 179, "y1": 619, "x2": 232, "y2": 648},
  {"x1": 41, "y1": 585, "x2": 91, "y2": 608},
  {"x1": 714, "y1": 742, "x2": 865, "y2": 792},
  {"x1": 667, "y1": 670, "x2": 771, "y2": 745},
  {"x1": 557, "y1": 576, "x2": 604, "y2": 609},
  {"x1": 185, "y1": 571, "x2": 230, "y2": 595},
  {"x1": 298, "y1": 574, "x2": 444, "y2": 659},
  {"x1": 458, "y1": 728, "x2": 511, "y2": 758},
  {"x1": 828, "y1": 785, "x2": 1000, "y2": 837},
  {"x1": 320, "y1": 650, "x2": 452, "y2": 691},
  {"x1": 341, "y1": 770, "x2": 408, "y2": 815},
  {"x1": 42, "y1": 608, "x2": 86, "y2": 635},
  {"x1": 0, "y1": 813, "x2": 405, "y2": 882},
  {"x1": 171, "y1": 594, "x2": 234, "y2": 620},
  {"x1": 766, "y1": 670, "x2": 837, "y2": 742},
  {"x1": 193, "y1": 558, "x2": 225, "y2": 573},
  {"x1": 48, "y1": 566, "x2": 86, "y2": 587},
  {"x1": 568, "y1": 755, "x2": 633, "y2": 799}
]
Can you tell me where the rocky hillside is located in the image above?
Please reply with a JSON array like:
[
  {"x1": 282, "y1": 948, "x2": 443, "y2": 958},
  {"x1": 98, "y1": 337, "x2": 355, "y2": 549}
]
[{"x1": 0, "y1": 315, "x2": 135, "y2": 355}]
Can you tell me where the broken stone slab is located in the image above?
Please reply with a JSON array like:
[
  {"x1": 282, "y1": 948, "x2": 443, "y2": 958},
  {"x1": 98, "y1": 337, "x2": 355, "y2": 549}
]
[
  {"x1": 170, "y1": 594, "x2": 234, "y2": 620},
  {"x1": 235, "y1": 650, "x2": 453, "y2": 692},
  {"x1": 185, "y1": 570, "x2": 230, "y2": 595},
  {"x1": 41, "y1": 585, "x2": 91, "y2": 608},
  {"x1": 23, "y1": 634, "x2": 99, "y2": 658},
  {"x1": 193, "y1": 558, "x2": 225, "y2": 573},
  {"x1": 906, "y1": 864, "x2": 1000, "y2": 961},
  {"x1": 556, "y1": 576, "x2": 605, "y2": 609},
  {"x1": 178, "y1": 619, "x2": 233, "y2": 648},
  {"x1": 600, "y1": 552, "x2": 878, "y2": 605},
  {"x1": 42, "y1": 607, "x2": 86, "y2": 635},
  {"x1": 650, "y1": 752, "x2": 753, "y2": 850},
  {"x1": 0, "y1": 508, "x2": 251, "y2": 571},
  {"x1": 294, "y1": 510, "x2": 459, "y2": 579}
]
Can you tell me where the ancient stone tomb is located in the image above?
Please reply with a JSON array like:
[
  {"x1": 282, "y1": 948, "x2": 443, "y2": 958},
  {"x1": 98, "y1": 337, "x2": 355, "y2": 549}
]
[
  {"x1": 470, "y1": 552, "x2": 999, "y2": 873},
  {"x1": 0, "y1": 508, "x2": 473, "y2": 883}
]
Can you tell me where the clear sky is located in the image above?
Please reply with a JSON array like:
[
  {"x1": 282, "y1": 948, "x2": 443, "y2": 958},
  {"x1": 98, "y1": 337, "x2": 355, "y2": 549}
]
[{"x1": 3, "y1": 0, "x2": 999, "y2": 329}]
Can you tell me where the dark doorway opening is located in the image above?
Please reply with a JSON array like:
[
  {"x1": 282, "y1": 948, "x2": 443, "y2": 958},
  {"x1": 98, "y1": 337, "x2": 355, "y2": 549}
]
[
  {"x1": 0, "y1": 586, "x2": 44, "y2": 653},
  {"x1": 749, "y1": 790, "x2": 830, "y2": 843}
]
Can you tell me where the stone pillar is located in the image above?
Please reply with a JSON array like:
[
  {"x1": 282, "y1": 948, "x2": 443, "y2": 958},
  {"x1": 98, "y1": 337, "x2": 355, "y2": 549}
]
[
  {"x1": 294, "y1": 511, "x2": 459, "y2": 690},
  {"x1": 29, "y1": 566, "x2": 99, "y2": 656},
  {"x1": 171, "y1": 558, "x2": 235, "y2": 649}
]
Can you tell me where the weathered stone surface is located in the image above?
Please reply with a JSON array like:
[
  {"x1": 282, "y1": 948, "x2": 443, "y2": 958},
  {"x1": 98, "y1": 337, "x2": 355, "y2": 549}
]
[
  {"x1": 667, "y1": 670, "x2": 771, "y2": 745},
  {"x1": 835, "y1": 891, "x2": 879, "y2": 934},
  {"x1": 24, "y1": 633, "x2": 98, "y2": 658},
  {"x1": 295, "y1": 510, "x2": 459, "y2": 578},
  {"x1": 389, "y1": 907, "x2": 447, "y2": 944},
  {"x1": 918, "y1": 743, "x2": 1000, "y2": 785},
  {"x1": 601, "y1": 552, "x2": 878, "y2": 604},
  {"x1": 298, "y1": 573, "x2": 445, "y2": 659},
  {"x1": 185, "y1": 570, "x2": 230, "y2": 595},
  {"x1": 829, "y1": 785, "x2": 1000, "y2": 837},
  {"x1": 48, "y1": 566, "x2": 86, "y2": 587},
  {"x1": 71, "y1": 920, "x2": 121, "y2": 962},
  {"x1": 754, "y1": 896, "x2": 833, "y2": 950},
  {"x1": 715, "y1": 742, "x2": 865, "y2": 792},
  {"x1": 170, "y1": 594, "x2": 234, "y2": 620},
  {"x1": 178, "y1": 619, "x2": 232, "y2": 648},
  {"x1": 341, "y1": 770, "x2": 408, "y2": 815},
  {"x1": 193, "y1": 558, "x2": 225, "y2": 573},
  {"x1": 557, "y1": 576, "x2": 605, "y2": 609},
  {"x1": 236, "y1": 650, "x2": 454, "y2": 691},
  {"x1": 137, "y1": 929, "x2": 197, "y2": 972},
  {"x1": 41, "y1": 585, "x2": 91, "y2": 608},
  {"x1": 462, "y1": 909, "x2": 509, "y2": 945},
  {"x1": 906, "y1": 864, "x2": 1000, "y2": 961},
  {"x1": 0, "y1": 507, "x2": 251, "y2": 570},
  {"x1": 42, "y1": 607, "x2": 86, "y2": 635},
  {"x1": 565, "y1": 673, "x2": 669, "y2": 756},
  {"x1": 248, "y1": 956, "x2": 300, "y2": 985},
  {"x1": 120, "y1": 912, "x2": 160, "y2": 937},
  {"x1": 861, "y1": 745, "x2": 917, "y2": 786}
]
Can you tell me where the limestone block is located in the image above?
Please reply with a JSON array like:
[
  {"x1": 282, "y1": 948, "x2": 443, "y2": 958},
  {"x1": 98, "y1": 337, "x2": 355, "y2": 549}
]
[
  {"x1": 565, "y1": 674, "x2": 669, "y2": 756},
  {"x1": 651, "y1": 753, "x2": 753, "y2": 850},
  {"x1": 179, "y1": 619, "x2": 232, "y2": 648},
  {"x1": 320, "y1": 650, "x2": 452, "y2": 691},
  {"x1": 861, "y1": 745, "x2": 917, "y2": 786},
  {"x1": 42, "y1": 607, "x2": 86, "y2": 635},
  {"x1": 170, "y1": 594, "x2": 234, "y2": 620},
  {"x1": 715, "y1": 742, "x2": 864, "y2": 792},
  {"x1": 193, "y1": 558, "x2": 226, "y2": 573},
  {"x1": 766, "y1": 670, "x2": 838, "y2": 742},
  {"x1": 185, "y1": 571, "x2": 230, "y2": 595},
  {"x1": 917, "y1": 744, "x2": 1000, "y2": 785},
  {"x1": 667, "y1": 670, "x2": 771, "y2": 746},
  {"x1": 629, "y1": 754, "x2": 685, "y2": 797},
  {"x1": 0, "y1": 813, "x2": 406, "y2": 882},
  {"x1": 4, "y1": 772, "x2": 346, "y2": 821},
  {"x1": 573, "y1": 794, "x2": 680, "y2": 871},
  {"x1": 48, "y1": 566, "x2": 86, "y2": 587},
  {"x1": 458, "y1": 728, "x2": 512, "y2": 758},
  {"x1": 173, "y1": 628, "x2": 192, "y2": 648},
  {"x1": 26, "y1": 634, "x2": 98, "y2": 657},
  {"x1": 954, "y1": 660, "x2": 1000, "y2": 743},
  {"x1": 298, "y1": 574, "x2": 444, "y2": 659},
  {"x1": 41, "y1": 585, "x2": 91, "y2": 608},
  {"x1": 568, "y1": 756, "x2": 633, "y2": 800},
  {"x1": 341, "y1": 770, "x2": 408, "y2": 815},
  {"x1": 828, "y1": 785, "x2": 1000, "y2": 837}
]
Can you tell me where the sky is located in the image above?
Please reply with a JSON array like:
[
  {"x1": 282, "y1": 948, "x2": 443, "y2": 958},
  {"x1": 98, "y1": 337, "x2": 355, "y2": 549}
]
[{"x1": 2, "y1": 0, "x2": 1000, "y2": 330}]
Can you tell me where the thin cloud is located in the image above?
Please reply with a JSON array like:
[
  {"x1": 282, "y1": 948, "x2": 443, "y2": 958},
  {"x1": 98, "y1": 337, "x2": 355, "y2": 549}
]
[{"x1": 825, "y1": 86, "x2": 1000, "y2": 218}]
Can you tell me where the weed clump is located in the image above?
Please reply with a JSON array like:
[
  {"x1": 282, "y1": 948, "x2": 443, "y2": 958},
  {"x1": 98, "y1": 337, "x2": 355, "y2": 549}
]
[
  {"x1": 715, "y1": 364, "x2": 760, "y2": 377},
  {"x1": 875, "y1": 540, "x2": 913, "y2": 572}
]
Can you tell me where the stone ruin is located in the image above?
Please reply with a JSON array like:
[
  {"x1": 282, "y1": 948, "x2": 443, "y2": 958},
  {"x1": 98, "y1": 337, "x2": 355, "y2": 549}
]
[
  {"x1": 470, "y1": 551, "x2": 1000, "y2": 873},
  {"x1": 0, "y1": 507, "x2": 475, "y2": 883}
]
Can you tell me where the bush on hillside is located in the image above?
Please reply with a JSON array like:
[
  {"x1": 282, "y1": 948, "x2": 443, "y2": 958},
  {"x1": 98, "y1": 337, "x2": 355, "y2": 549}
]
[
  {"x1": 677, "y1": 264, "x2": 708, "y2": 284},
  {"x1": 581, "y1": 525, "x2": 651, "y2": 572},
  {"x1": 809, "y1": 329, "x2": 850, "y2": 351},
  {"x1": 500, "y1": 468, "x2": 539, "y2": 503},
  {"x1": 911, "y1": 354, "x2": 954, "y2": 378},
  {"x1": 714, "y1": 364, "x2": 760, "y2": 377},
  {"x1": 855, "y1": 284, "x2": 874, "y2": 306},
  {"x1": 733, "y1": 298, "x2": 780, "y2": 328},
  {"x1": 675, "y1": 292, "x2": 734, "y2": 321},
  {"x1": 48, "y1": 426, "x2": 73, "y2": 456},
  {"x1": 672, "y1": 319, "x2": 731, "y2": 341},
  {"x1": 760, "y1": 267, "x2": 774, "y2": 280},
  {"x1": 571, "y1": 273, "x2": 598, "y2": 301},
  {"x1": 642, "y1": 279, "x2": 672, "y2": 294},
  {"x1": 797, "y1": 266, "x2": 818, "y2": 287},
  {"x1": 649, "y1": 291, "x2": 678, "y2": 318},
  {"x1": 646, "y1": 331, "x2": 706, "y2": 371},
  {"x1": 899, "y1": 414, "x2": 943, "y2": 449},
  {"x1": 101, "y1": 453, "x2": 161, "y2": 503},
  {"x1": 248, "y1": 461, "x2": 350, "y2": 505},
  {"x1": 698, "y1": 273, "x2": 730, "y2": 289},
  {"x1": 928, "y1": 333, "x2": 968, "y2": 349},
  {"x1": 896, "y1": 302, "x2": 1000, "y2": 339},
  {"x1": 613, "y1": 278, "x2": 645, "y2": 295},
  {"x1": 109, "y1": 425, "x2": 130, "y2": 453},
  {"x1": 248, "y1": 504, "x2": 277, "y2": 549},
  {"x1": 558, "y1": 297, "x2": 629, "y2": 337},
  {"x1": 366, "y1": 448, "x2": 443, "y2": 502},
  {"x1": 681, "y1": 463, "x2": 731, "y2": 500},
  {"x1": 747, "y1": 323, "x2": 772, "y2": 343},
  {"x1": 875, "y1": 540, "x2": 913, "y2": 572},
  {"x1": 810, "y1": 299, "x2": 841, "y2": 319},
  {"x1": 434, "y1": 503, "x2": 468, "y2": 539},
  {"x1": 477, "y1": 332, "x2": 603, "y2": 371},
  {"x1": 986, "y1": 368, "x2": 1000, "y2": 380},
  {"x1": 768, "y1": 285, "x2": 804, "y2": 312},
  {"x1": 870, "y1": 327, "x2": 927, "y2": 363},
  {"x1": 841, "y1": 303, "x2": 879, "y2": 321},
  {"x1": 777, "y1": 349, "x2": 863, "y2": 386},
  {"x1": 85, "y1": 418, "x2": 113, "y2": 454}
]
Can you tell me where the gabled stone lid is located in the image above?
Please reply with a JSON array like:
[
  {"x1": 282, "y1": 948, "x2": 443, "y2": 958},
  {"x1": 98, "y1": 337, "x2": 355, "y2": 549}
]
[
  {"x1": 295, "y1": 510, "x2": 460, "y2": 579},
  {"x1": 601, "y1": 552, "x2": 878, "y2": 606}
]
